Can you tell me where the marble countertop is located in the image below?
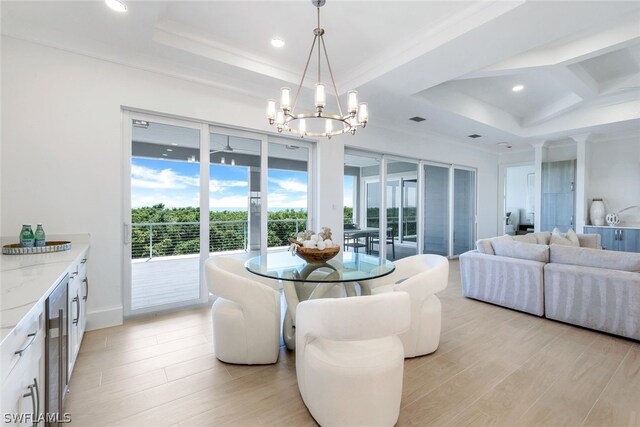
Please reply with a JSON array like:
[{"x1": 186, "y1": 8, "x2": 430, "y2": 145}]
[{"x1": 1, "y1": 234, "x2": 90, "y2": 345}]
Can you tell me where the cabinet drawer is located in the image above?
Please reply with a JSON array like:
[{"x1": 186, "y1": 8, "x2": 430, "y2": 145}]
[{"x1": 0, "y1": 303, "x2": 44, "y2": 383}]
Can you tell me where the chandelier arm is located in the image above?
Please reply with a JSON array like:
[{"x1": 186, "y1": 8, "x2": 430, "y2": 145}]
[
  {"x1": 291, "y1": 34, "x2": 319, "y2": 114},
  {"x1": 320, "y1": 35, "x2": 344, "y2": 117}
]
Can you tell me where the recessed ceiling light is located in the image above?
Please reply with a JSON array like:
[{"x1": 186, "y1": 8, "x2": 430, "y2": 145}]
[
  {"x1": 171, "y1": 143, "x2": 178, "y2": 146},
  {"x1": 166, "y1": 149, "x2": 173, "y2": 152},
  {"x1": 105, "y1": 0, "x2": 127, "y2": 13},
  {"x1": 271, "y1": 38, "x2": 285, "y2": 48},
  {"x1": 409, "y1": 116, "x2": 426, "y2": 122},
  {"x1": 162, "y1": 153, "x2": 168, "y2": 157},
  {"x1": 512, "y1": 84, "x2": 524, "y2": 92},
  {"x1": 468, "y1": 134, "x2": 482, "y2": 138}
]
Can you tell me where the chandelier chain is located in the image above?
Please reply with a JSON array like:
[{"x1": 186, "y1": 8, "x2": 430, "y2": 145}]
[{"x1": 320, "y1": 36, "x2": 343, "y2": 118}]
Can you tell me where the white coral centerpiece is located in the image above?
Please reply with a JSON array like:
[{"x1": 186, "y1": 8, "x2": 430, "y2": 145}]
[{"x1": 290, "y1": 227, "x2": 337, "y2": 255}]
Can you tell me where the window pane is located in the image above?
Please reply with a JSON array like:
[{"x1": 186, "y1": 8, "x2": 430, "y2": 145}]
[
  {"x1": 209, "y1": 133, "x2": 261, "y2": 254},
  {"x1": 267, "y1": 142, "x2": 309, "y2": 247}
]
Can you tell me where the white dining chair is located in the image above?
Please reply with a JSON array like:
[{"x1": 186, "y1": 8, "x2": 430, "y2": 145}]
[
  {"x1": 205, "y1": 256, "x2": 281, "y2": 364},
  {"x1": 367, "y1": 254, "x2": 449, "y2": 357},
  {"x1": 296, "y1": 292, "x2": 411, "y2": 427}
]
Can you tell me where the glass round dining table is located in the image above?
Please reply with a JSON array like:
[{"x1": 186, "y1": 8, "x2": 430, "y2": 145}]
[{"x1": 245, "y1": 251, "x2": 395, "y2": 349}]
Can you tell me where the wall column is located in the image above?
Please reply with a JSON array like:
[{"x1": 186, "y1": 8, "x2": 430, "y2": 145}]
[
  {"x1": 531, "y1": 141, "x2": 547, "y2": 232},
  {"x1": 573, "y1": 134, "x2": 590, "y2": 233},
  {"x1": 315, "y1": 138, "x2": 345, "y2": 248}
]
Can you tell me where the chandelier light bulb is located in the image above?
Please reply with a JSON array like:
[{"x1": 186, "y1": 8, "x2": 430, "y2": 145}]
[
  {"x1": 347, "y1": 90, "x2": 358, "y2": 115},
  {"x1": 221, "y1": 157, "x2": 225, "y2": 164},
  {"x1": 275, "y1": 111, "x2": 285, "y2": 125},
  {"x1": 280, "y1": 87, "x2": 291, "y2": 111},
  {"x1": 315, "y1": 83, "x2": 326, "y2": 110},
  {"x1": 267, "y1": 99, "x2": 276, "y2": 122},
  {"x1": 358, "y1": 102, "x2": 368, "y2": 125},
  {"x1": 299, "y1": 119, "x2": 307, "y2": 135},
  {"x1": 231, "y1": 158, "x2": 236, "y2": 166},
  {"x1": 325, "y1": 119, "x2": 333, "y2": 134}
]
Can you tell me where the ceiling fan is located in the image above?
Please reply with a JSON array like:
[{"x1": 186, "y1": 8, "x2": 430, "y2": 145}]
[{"x1": 210, "y1": 136, "x2": 234, "y2": 154}]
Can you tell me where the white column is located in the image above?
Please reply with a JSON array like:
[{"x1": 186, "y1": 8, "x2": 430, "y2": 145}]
[
  {"x1": 531, "y1": 141, "x2": 547, "y2": 232},
  {"x1": 315, "y1": 138, "x2": 345, "y2": 249},
  {"x1": 573, "y1": 134, "x2": 590, "y2": 233}
]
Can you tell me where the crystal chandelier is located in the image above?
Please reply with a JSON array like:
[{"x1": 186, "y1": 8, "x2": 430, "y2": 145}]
[{"x1": 266, "y1": 0, "x2": 368, "y2": 139}]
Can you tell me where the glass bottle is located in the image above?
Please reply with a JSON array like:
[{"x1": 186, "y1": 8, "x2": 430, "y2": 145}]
[
  {"x1": 34, "y1": 224, "x2": 46, "y2": 247},
  {"x1": 20, "y1": 225, "x2": 35, "y2": 247}
]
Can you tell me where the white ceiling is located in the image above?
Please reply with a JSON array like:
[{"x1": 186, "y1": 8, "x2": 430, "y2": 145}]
[{"x1": 2, "y1": 0, "x2": 639, "y2": 152}]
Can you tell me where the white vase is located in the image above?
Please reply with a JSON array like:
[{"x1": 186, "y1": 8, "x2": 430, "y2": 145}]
[{"x1": 590, "y1": 199, "x2": 605, "y2": 226}]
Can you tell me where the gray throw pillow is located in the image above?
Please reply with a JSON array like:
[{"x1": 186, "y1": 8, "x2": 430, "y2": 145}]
[
  {"x1": 476, "y1": 239, "x2": 494, "y2": 255},
  {"x1": 532, "y1": 232, "x2": 551, "y2": 245},
  {"x1": 491, "y1": 239, "x2": 550, "y2": 263}
]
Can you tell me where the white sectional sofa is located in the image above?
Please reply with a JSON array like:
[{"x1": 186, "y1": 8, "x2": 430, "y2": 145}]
[{"x1": 460, "y1": 232, "x2": 640, "y2": 341}]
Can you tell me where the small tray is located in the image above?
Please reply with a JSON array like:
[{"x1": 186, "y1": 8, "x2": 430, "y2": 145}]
[{"x1": 2, "y1": 241, "x2": 72, "y2": 255}]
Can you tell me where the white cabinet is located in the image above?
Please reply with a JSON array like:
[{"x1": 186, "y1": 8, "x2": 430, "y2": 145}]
[
  {"x1": 1, "y1": 303, "x2": 45, "y2": 426},
  {"x1": 67, "y1": 252, "x2": 88, "y2": 378}
]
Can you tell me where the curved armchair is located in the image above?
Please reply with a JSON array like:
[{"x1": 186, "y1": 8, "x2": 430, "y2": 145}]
[
  {"x1": 205, "y1": 256, "x2": 281, "y2": 364},
  {"x1": 368, "y1": 254, "x2": 449, "y2": 357},
  {"x1": 296, "y1": 292, "x2": 411, "y2": 427}
]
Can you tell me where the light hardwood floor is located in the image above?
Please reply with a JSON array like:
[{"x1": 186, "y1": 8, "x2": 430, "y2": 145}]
[{"x1": 67, "y1": 260, "x2": 640, "y2": 426}]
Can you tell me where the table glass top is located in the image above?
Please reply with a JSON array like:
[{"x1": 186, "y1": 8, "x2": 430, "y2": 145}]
[{"x1": 245, "y1": 251, "x2": 395, "y2": 283}]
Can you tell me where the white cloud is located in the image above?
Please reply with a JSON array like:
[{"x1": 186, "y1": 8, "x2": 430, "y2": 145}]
[
  {"x1": 268, "y1": 192, "x2": 308, "y2": 209},
  {"x1": 268, "y1": 177, "x2": 308, "y2": 193},
  {"x1": 131, "y1": 164, "x2": 198, "y2": 190},
  {"x1": 210, "y1": 179, "x2": 248, "y2": 193},
  {"x1": 210, "y1": 195, "x2": 249, "y2": 209}
]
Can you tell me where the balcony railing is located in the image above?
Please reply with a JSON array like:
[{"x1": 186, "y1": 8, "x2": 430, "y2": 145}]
[{"x1": 131, "y1": 218, "x2": 307, "y2": 259}]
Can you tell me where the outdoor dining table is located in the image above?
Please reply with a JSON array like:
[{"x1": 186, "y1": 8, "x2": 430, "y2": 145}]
[{"x1": 245, "y1": 251, "x2": 395, "y2": 350}]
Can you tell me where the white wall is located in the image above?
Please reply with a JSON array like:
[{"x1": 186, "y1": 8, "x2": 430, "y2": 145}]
[
  {"x1": 588, "y1": 137, "x2": 640, "y2": 226},
  {"x1": 1, "y1": 37, "x2": 499, "y2": 329}
]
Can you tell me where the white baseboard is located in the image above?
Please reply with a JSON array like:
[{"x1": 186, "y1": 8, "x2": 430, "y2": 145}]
[{"x1": 86, "y1": 305, "x2": 123, "y2": 331}]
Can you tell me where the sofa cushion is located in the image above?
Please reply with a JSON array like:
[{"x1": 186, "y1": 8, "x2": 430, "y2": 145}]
[
  {"x1": 550, "y1": 228, "x2": 580, "y2": 247},
  {"x1": 512, "y1": 234, "x2": 537, "y2": 244},
  {"x1": 491, "y1": 239, "x2": 549, "y2": 263},
  {"x1": 549, "y1": 244, "x2": 640, "y2": 272},
  {"x1": 532, "y1": 232, "x2": 551, "y2": 245}
]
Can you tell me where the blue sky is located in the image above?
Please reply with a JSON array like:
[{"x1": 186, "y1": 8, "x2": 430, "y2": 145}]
[{"x1": 131, "y1": 157, "x2": 309, "y2": 210}]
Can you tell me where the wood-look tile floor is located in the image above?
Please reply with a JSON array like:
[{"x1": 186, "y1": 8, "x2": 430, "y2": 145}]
[{"x1": 67, "y1": 260, "x2": 640, "y2": 426}]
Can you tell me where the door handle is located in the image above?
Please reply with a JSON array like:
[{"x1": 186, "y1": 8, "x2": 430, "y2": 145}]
[
  {"x1": 82, "y1": 277, "x2": 89, "y2": 301},
  {"x1": 14, "y1": 332, "x2": 37, "y2": 357},
  {"x1": 23, "y1": 382, "x2": 37, "y2": 426},
  {"x1": 72, "y1": 295, "x2": 80, "y2": 325},
  {"x1": 619, "y1": 229, "x2": 623, "y2": 241}
]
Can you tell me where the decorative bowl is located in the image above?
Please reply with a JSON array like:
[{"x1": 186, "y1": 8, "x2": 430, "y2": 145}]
[{"x1": 288, "y1": 238, "x2": 340, "y2": 264}]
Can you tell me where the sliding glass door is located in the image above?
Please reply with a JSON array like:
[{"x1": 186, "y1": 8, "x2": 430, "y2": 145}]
[
  {"x1": 126, "y1": 115, "x2": 207, "y2": 314},
  {"x1": 453, "y1": 167, "x2": 477, "y2": 256},
  {"x1": 423, "y1": 164, "x2": 450, "y2": 256}
]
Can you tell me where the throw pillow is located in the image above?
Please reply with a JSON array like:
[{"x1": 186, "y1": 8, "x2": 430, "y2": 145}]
[
  {"x1": 491, "y1": 239, "x2": 549, "y2": 263},
  {"x1": 550, "y1": 227, "x2": 580, "y2": 247},
  {"x1": 566, "y1": 228, "x2": 580, "y2": 246},
  {"x1": 475, "y1": 239, "x2": 494, "y2": 255}
]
